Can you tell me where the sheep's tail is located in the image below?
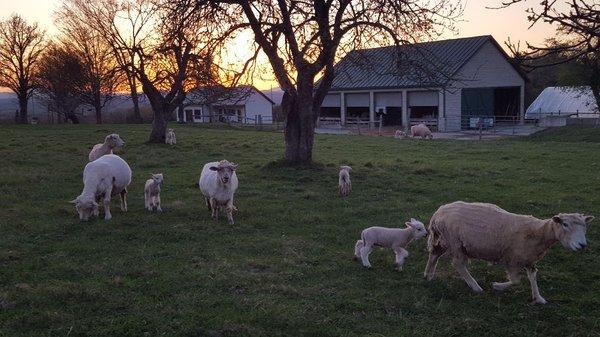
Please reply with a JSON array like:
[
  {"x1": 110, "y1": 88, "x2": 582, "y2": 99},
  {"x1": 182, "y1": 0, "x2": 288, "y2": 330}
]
[{"x1": 427, "y1": 214, "x2": 442, "y2": 253}]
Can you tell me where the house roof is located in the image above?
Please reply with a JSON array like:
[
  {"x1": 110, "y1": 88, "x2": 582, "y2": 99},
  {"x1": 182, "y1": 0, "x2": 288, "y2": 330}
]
[
  {"x1": 328, "y1": 35, "x2": 527, "y2": 91},
  {"x1": 185, "y1": 85, "x2": 275, "y2": 106}
]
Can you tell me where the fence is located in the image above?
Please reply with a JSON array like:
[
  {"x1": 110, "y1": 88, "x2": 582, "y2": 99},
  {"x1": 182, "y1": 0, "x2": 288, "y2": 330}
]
[{"x1": 187, "y1": 113, "x2": 285, "y2": 130}]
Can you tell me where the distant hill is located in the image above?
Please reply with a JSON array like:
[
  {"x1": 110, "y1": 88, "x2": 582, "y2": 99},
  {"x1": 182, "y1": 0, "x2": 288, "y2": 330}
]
[{"x1": 261, "y1": 87, "x2": 283, "y2": 105}]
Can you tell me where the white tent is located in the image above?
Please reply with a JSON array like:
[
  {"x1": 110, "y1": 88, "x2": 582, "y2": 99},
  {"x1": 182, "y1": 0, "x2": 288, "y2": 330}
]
[{"x1": 525, "y1": 86, "x2": 599, "y2": 119}]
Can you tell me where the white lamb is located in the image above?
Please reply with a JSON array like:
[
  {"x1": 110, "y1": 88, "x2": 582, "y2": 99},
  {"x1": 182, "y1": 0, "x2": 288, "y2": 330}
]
[
  {"x1": 89, "y1": 133, "x2": 125, "y2": 162},
  {"x1": 165, "y1": 128, "x2": 176, "y2": 145},
  {"x1": 199, "y1": 160, "x2": 239, "y2": 224},
  {"x1": 354, "y1": 218, "x2": 428, "y2": 271},
  {"x1": 394, "y1": 130, "x2": 407, "y2": 139},
  {"x1": 144, "y1": 173, "x2": 164, "y2": 212},
  {"x1": 424, "y1": 201, "x2": 594, "y2": 304},
  {"x1": 410, "y1": 123, "x2": 433, "y2": 139},
  {"x1": 70, "y1": 154, "x2": 132, "y2": 220},
  {"x1": 339, "y1": 165, "x2": 352, "y2": 197}
]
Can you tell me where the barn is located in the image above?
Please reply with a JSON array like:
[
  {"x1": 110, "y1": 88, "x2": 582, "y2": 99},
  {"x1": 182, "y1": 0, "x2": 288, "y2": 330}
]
[
  {"x1": 178, "y1": 86, "x2": 275, "y2": 124},
  {"x1": 320, "y1": 35, "x2": 527, "y2": 132}
]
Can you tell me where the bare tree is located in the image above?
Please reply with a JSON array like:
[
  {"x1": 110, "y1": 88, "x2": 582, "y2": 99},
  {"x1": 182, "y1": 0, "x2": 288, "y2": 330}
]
[
  {"x1": 36, "y1": 43, "x2": 84, "y2": 123},
  {"x1": 186, "y1": 0, "x2": 461, "y2": 163},
  {"x1": 500, "y1": 0, "x2": 600, "y2": 106},
  {"x1": 55, "y1": 12, "x2": 123, "y2": 124},
  {"x1": 0, "y1": 15, "x2": 45, "y2": 124},
  {"x1": 59, "y1": 0, "x2": 220, "y2": 142}
]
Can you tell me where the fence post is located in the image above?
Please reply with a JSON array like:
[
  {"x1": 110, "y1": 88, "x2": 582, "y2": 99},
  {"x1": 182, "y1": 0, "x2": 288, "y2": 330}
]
[{"x1": 378, "y1": 115, "x2": 383, "y2": 136}]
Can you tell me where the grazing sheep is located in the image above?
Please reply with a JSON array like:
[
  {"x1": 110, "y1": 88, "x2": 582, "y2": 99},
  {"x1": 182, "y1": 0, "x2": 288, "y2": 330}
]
[
  {"x1": 144, "y1": 173, "x2": 164, "y2": 212},
  {"x1": 198, "y1": 160, "x2": 239, "y2": 224},
  {"x1": 339, "y1": 165, "x2": 352, "y2": 197},
  {"x1": 88, "y1": 133, "x2": 125, "y2": 162},
  {"x1": 354, "y1": 218, "x2": 428, "y2": 270},
  {"x1": 70, "y1": 154, "x2": 132, "y2": 220},
  {"x1": 394, "y1": 130, "x2": 407, "y2": 139},
  {"x1": 424, "y1": 201, "x2": 594, "y2": 304},
  {"x1": 410, "y1": 123, "x2": 433, "y2": 139},
  {"x1": 165, "y1": 128, "x2": 176, "y2": 145}
]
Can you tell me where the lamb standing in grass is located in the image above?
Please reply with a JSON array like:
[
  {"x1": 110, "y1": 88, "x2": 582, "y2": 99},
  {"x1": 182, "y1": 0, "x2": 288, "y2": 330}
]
[
  {"x1": 88, "y1": 134, "x2": 125, "y2": 161},
  {"x1": 354, "y1": 218, "x2": 428, "y2": 270},
  {"x1": 144, "y1": 173, "x2": 164, "y2": 212},
  {"x1": 165, "y1": 129, "x2": 176, "y2": 145},
  {"x1": 394, "y1": 130, "x2": 406, "y2": 139},
  {"x1": 70, "y1": 154, "x2": 131, "y2": 220},
  {"x1": 199, "y1": 160, "x2": 238, "y2": 224},
  {"x1": 424, "y1": 201, "x2": 594, "y2": 304},
  {"x1": 339, "y1": 165, "x2": 352, "y2": 197},
  {"x1": 410, "y1": 123, "x2": 433, "y2": 139}
]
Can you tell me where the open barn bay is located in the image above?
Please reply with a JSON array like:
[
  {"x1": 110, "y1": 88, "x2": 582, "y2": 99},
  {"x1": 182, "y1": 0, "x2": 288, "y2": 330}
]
[{"x1": 1, "y1": 125, "x2": 599, "y2": 336}]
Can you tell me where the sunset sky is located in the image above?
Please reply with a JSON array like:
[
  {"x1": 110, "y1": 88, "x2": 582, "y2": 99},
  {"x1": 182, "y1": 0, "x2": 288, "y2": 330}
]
[{"x1": 0, "y1": 0, "x2": 560, "y2": 90}]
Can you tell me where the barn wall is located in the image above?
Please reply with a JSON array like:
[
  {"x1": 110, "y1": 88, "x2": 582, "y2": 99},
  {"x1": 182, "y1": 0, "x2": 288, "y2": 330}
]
[{"x1": 244, "y1": 91, "x2": 274, "y2": 124}]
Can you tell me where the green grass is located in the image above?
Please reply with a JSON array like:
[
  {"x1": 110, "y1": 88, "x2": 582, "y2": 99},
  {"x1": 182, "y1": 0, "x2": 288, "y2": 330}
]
[{"x1": 1, "y1": 124, "x2": 600, "y2": 337}]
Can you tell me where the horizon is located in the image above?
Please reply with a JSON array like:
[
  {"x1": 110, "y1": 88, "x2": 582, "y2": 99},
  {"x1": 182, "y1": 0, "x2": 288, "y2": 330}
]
[{"x1": 0, "y1": 0, "x2": 560, "y2": 92}]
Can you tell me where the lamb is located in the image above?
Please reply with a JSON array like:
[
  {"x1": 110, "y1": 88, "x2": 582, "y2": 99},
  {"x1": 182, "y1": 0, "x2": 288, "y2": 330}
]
[
  {"x1": 410, "y1": 123, "x2": 433, "y2": 139},
  {"x1": 70, "y1": 154, "x2": 132, "y2": 220},
  {"x1": 424, "y1": 201, "x2": 594, "y2": 304},
  {"x1": 198, "y1": 160, "x2": 239, "y2": 224},
  {"x1": 354, "y1": 218, "x2": 428, "y2": 271},
  {"x1": 165, "y1": 128, "x2": 176, "y2": 145},
  {"x1": 88, "y1": 133, "x2": 125, "y2": 162},
  {"x1": 338, "y1": 165, "x2": 352, "y2": 197},
  {"x1": 394, "y1": 130, "x2": 407, "y2": 139},
  {"x1": 144, "y1": 173, "x2": 164, "y2": 212}
]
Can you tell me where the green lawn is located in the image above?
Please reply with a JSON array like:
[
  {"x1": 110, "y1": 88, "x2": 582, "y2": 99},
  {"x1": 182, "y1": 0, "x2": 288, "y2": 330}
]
[{"x1": 1, "y1": 124, "x2": 600, "y2": 337}]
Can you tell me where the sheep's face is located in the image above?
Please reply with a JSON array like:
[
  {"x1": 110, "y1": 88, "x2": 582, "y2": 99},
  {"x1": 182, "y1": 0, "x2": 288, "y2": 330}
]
[
  {"x1": 553, "y1": 214, "x2": 594, "y2": 251},
  {"x1": 70, "y1": 197, "x2": 99, "y2": 221},
  {"x1": 210, "y1": 162, "x2": 238, "y2": 184},
  {"x1": 406, "y1": 218, "x2": 428, "y2": 239},
  {"x1": 168, "y1": 129, "x2": 174, "y2": 133},
  {"x1": 106, "y1": 134, "x2": 125, "y2": 149},
  {"x1": 340, "y1": 165, "x2": 352, "y2": 172},
  {"x1": 151, "y1": 173, "x2": 164, "y2": 186}
]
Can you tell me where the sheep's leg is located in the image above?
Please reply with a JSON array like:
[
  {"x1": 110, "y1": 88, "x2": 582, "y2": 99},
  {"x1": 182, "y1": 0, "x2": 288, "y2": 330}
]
[
  {"x1": 120, "y1": 188, "x2": 128, "y2": 212},
  {"x1": 492, "y1": 266, "x2": 521, "y2": 291},
  {"x1": 225, "y1": 199, "x2": 235, "y2": 225},
  {"x1": 393, "y1": 247, "x2": 409, "y2": 271},
  {"x1": 205, "y1": 197, "x2": 212, "y2": 212},
  {"x1": 526, "y1": 266, "x2": 547, "y2": 304},
  {"x1": 156, "y1": 195, "x2": 162, "y2": 212},
  {"x1": 360, "y1": 243, "x2": 374, "y2": 268},
  {"x1": 145, "y1": 191, "x2": 151, "y2": 211},
  {"x1": 452, "y1": 256, "x2": 483, "y2": 293},
  {"x1": 104, "y1": 187, "x2": 113, "y2": 220},
  {"x1": 424, "y1": 243, "x2": 446, "y2": 281},
  {"x1": 210, "y1": 199, "x2": 218, "y2": 220},
  {"x1": 353, "y1": 240, "x2": 364, "y2": 261}
]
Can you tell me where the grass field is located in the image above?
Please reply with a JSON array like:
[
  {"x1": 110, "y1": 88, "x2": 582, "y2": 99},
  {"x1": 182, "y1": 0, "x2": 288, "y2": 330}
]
[{"x1": 1, "y1": 124, "x2": 600, "y2": 337}]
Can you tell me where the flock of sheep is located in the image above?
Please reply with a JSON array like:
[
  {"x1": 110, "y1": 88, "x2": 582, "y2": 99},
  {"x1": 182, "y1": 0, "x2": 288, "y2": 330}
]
[{"x1": 70, "y1": 130, "x2": 594, "y2": 305}]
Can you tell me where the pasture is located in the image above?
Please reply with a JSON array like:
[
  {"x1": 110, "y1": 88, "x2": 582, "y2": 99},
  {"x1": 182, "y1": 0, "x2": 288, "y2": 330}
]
[{"x1": 1, "y1": 124, "x2": 599, "y2": 337}]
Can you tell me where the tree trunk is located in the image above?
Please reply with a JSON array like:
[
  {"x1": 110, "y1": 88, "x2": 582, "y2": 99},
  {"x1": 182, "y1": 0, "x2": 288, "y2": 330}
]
[
  {"x1": 94, "y1": 103, "x2": 102, "y2": 124},
  {"x1": 128, "y1": 76, "x2": 142, "y2": 123},
  {"x1": 17, "y1": 94, "x2": 28, "y2": 124},
  {"x1": 283, "y1": 91, "x2": 316, "y2": 163},
  {"x1": 149, "y1": 109, "x2": 168, "y2": 143}
]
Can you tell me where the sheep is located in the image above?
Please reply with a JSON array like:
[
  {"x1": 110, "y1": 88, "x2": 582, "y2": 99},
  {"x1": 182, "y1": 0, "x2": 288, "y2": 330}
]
[
  {"x1": 394, "y1": 130, "x2": 407, "y2": 139},
  {"x1": 165, "y1": 128, "x2": 176, "y2": 145},
  {"x1": 88, "y1": 133, "x2": 125, "y2": 162},
  {"x1": 70, "y1": 154, "x2": 132, "y2": 221},
  {"x1": 354, "y1": 218, "x2": 428, "y2": 271},
  {"x1": 144, "y1": 173, "x2": 164, "y2": 212},
  {"x1": 339, "y1": 165, "x2": 352, "y2": 197},
  {"x1": 410, "y1": 123, "x2": 433, "y2": 139},
  {"x1": 424, "y1": 201, "x2": 594, "y2": 304},
  {"x1": 198, "y1": 160, "x2": 239, "y2": 224}
]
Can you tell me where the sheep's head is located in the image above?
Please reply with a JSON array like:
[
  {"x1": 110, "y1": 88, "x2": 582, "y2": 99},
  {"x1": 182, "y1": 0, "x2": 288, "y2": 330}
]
[
  {"x1": 69, "y1": 196, "x2": 99, "y2": 221},
  {"x1": 340, "y1": 165, "x2": 352, "y2": 172},
  {"x1": 552, "y1": 213, "x2": 594, "y2": 251},
  {"x1": 167, "y1": 128, "x2": 174, "y2": 133},
  {"x1": 105, "y1": 133, "x2": 125, "y2": 149},
  {"x1": 151, "y1": 173, "x2": 164, "y2": 186},
  {"x1": 210, "y1": 160, "x2": 238, "y2": 184},
  {"x1": 406, "y1": 218, "x2": 428, "y2": 239}
]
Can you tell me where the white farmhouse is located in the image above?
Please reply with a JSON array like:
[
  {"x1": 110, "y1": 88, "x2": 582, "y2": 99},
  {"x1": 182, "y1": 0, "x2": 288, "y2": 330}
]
[
  {"x1": 320, "y1": 36, "x2": 527, "y2": 132},
  {"x1": 178, "y1": 86, "x2": 275, "y2": 124}
]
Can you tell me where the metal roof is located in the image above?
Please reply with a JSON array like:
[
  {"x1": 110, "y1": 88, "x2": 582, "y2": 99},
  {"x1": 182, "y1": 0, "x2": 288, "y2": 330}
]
[{"x1": 329, "y1": 35, "x2": 517, "y2": 91}]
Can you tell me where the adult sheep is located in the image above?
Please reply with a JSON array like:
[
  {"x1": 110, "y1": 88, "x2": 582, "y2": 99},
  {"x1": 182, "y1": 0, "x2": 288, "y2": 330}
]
[
  {"x1": 89, "y1": 133, "x2": 125, "y2": 162},
  {"x1": 410, "y1": 123, "x2": 433, "y2": 139},
  {"x1": 199, "y1": 160, "x2": 238, "y2": 224},
  {"x1": 70, "y1": 154, "x2": 132, "y2": 220},
  {"x1": 424, "y1": 201, "x2": 594, "y2": 304}
]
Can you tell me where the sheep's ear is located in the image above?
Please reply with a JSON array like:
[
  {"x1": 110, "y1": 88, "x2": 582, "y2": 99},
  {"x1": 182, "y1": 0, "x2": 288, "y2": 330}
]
[
  {"x1": 585, "y1": 215, "x2": 595, "y2": 224},
  {"x1": 229, "y1": 164, "x2": 238, "y2": 171},
  {"x1": 552, "y1": 215, "x2": 563, "y2": 224},
  {"x1": 209, "y1": 166, "x2": 219, "y2": 171},
  {"x1": 405, "y1": 221, "x2": 414, "y2": 228},
  {"x1": 69, "y1": 198, "x2": 78, "y2": 204},
  {"x1": 92, "y1": 201, "x2": 99, "y2": 207},
  {"x1": 410, "y1": 218, "x2": 417, "y2": 223}
]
